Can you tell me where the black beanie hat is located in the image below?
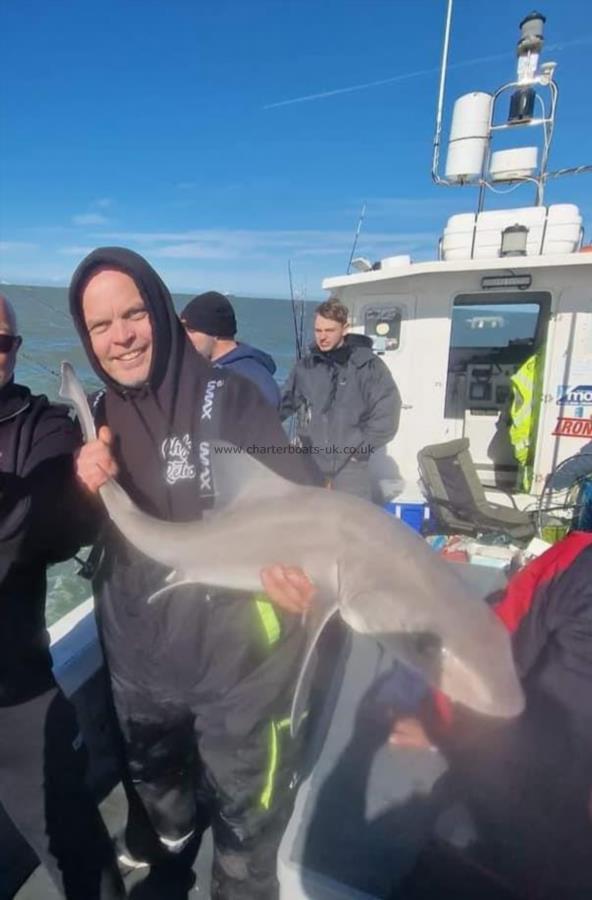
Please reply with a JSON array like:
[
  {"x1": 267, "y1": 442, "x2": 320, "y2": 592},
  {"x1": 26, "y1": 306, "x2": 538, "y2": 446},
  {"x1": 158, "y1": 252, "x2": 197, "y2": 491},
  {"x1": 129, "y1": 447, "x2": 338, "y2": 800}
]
[{"x1": 180, "y1": 291, "x2": 237, "y2": 339}]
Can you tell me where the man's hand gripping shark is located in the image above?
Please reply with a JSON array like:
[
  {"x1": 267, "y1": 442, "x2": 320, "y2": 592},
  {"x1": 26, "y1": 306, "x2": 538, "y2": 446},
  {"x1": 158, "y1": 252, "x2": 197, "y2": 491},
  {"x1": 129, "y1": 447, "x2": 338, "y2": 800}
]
[{"x1": 60, "y1": 362, "x2": 524, "y2": 735}]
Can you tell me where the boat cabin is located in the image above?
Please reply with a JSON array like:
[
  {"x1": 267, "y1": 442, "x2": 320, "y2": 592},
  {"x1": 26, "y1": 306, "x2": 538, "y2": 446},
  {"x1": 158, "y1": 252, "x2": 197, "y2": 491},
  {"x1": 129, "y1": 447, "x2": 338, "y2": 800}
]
[{"x1": 324, "y1": 237, "x2": 592, "y2": 504}]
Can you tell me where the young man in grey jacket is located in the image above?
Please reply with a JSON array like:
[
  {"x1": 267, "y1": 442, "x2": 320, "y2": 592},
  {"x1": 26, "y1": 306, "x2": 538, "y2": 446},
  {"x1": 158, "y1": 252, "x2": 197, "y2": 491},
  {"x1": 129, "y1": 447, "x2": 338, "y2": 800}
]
[{"x1": 280, "y1": 298, "x2": 400, "y2": 500}]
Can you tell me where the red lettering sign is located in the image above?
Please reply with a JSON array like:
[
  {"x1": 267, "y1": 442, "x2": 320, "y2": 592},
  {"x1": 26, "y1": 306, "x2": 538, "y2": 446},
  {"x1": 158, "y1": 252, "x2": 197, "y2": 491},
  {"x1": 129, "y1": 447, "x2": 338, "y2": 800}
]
[{"x1": 552, "y1": 417, "x2": 592, "y2": 437}]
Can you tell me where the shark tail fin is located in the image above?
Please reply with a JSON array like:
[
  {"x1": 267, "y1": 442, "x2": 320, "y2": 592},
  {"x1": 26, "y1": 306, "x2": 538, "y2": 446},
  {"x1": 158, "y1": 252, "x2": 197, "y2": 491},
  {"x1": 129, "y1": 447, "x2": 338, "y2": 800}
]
[{"x1": 59, "y1": 361, "x2": 97, "y2": 443}]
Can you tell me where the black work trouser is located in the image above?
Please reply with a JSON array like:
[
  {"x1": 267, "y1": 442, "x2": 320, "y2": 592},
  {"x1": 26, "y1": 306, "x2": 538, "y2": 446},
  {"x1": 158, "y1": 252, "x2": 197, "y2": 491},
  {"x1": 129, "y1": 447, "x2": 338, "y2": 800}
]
[
  {"x1": 103, "y1": 590, "x2": 304, "y2": 900},
  {"x1": 117, "y1": 692, "x2": 297, "y2": 900},
  {"x1": 0, "y1": 684, "x2": 125, "y2": 900}
]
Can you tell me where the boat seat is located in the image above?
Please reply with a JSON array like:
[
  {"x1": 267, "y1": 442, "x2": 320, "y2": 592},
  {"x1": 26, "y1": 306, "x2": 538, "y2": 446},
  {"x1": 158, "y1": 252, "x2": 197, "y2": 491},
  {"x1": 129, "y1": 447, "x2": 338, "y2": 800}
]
[{"x1": 417, "y1": 438, "x2": 536, "y2": 543}]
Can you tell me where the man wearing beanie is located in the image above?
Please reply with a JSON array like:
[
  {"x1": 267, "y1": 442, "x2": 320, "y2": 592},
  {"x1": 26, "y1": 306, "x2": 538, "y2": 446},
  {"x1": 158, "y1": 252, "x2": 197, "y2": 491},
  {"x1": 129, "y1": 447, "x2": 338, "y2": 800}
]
[{"x1": 181, "y1": 292, "x2": 281, "y2": 408}]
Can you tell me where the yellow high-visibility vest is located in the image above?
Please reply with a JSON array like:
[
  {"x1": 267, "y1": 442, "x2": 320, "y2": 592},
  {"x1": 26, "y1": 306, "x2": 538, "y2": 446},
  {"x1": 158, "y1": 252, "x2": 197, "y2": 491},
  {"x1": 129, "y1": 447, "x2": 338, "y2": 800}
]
[{"x1": 509, "y1": 353, "x2": 541, "y2": 491}]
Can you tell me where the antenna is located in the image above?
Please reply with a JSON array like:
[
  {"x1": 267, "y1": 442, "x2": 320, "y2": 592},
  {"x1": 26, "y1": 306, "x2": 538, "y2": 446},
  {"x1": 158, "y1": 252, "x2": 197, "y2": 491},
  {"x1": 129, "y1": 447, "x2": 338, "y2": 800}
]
[
  {"x1": 347, "y1": 202, "x2": 367, "y2": 274},
  {"x1": 431, "y1": 4, "x2": 591, "y2": 207},
  {"x1": 432, "y1": 0, "x2": 454, "y2": 186}
]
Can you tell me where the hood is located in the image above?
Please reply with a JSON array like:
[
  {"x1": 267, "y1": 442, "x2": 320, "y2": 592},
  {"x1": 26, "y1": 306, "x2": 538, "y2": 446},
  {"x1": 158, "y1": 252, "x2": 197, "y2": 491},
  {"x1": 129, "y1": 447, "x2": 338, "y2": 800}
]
[
  {"x1": 68, "y1": 247, "x2": 214, "y2": 520},
  {"x1": 69, "y1": 246, "x2": 186, "y2": 394},
  {"x1": 216, "y1": 343, "x2": 277, "y2": 376},
  {"x1": 346, "y1": 333, "x2": 376, "y2": 367},
  {"x1": 0, "y1": 381, "x2": 32, "y2": 422},
  {"x1": 308, "y1": 332, "x2": 375, "y2": 367},
  {"x1": 345, "y1": 333, "x2": 373, "y2": 350}
]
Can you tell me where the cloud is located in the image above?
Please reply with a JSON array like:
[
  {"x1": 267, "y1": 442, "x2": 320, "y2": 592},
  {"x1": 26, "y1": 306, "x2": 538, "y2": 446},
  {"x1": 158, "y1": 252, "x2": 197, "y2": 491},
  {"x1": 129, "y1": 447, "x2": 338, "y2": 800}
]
[
  {"x1": 359, "y1": 195, "x2": 472, "y2": 222},
  {"x1": 97, "y1": 227, "x2": 434, "y2": 251},
  {"x1": 95, "y1": 197, "x2": 112, "y2": 209},
  {"x1": 157, "y1": 242, "x2": 242, "y2": 260},
  {"x1": 58, "y1": 245, "x2": 96, "y2": 256},
  {"x1": 264, "y1": 37, "x2": 592, "y2": 109},
  {"x1": 0, "y1": 221, "x2": 439, "y2": 295},
  {"x1": 0, "y1": 240, "x2": 38, "y2": 253},
  {"x1": 72, "y1": 212, "x2": 109, "y2": 226}
]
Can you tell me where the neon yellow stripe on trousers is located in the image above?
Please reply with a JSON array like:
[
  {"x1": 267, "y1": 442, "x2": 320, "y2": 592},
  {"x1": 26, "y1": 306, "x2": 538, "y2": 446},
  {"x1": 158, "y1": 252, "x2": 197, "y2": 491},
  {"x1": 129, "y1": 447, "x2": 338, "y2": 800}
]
[
  {"x1": 260, "y1": 718, "x2": 293, "y2": 810},
  {"x1": 255, "y1": 597, "x2": 285, "y2": 808},
  {"x1": 254, "y1": 594, "x2": 281, "y2": 646},
  {"x1": 260, "y1": 722, "x2": 279, "y2": 810}
]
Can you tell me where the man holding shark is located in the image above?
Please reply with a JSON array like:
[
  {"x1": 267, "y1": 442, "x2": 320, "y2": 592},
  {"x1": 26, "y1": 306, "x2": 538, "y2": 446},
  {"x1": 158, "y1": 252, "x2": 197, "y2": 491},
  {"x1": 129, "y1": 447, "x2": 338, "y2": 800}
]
[
  {"x1": 69, "y1": 247, "x2": 319, "y2": 899},
  {"x1": 67, "y1": 247, "x2": 523, "y2": 898}
]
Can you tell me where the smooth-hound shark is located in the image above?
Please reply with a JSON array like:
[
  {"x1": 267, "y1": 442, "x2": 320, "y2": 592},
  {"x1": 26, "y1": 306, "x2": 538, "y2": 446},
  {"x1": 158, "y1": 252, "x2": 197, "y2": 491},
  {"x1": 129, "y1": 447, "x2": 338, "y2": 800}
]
[{"x1": 60, "y1": 362, "x2": 524, "y2": 734}]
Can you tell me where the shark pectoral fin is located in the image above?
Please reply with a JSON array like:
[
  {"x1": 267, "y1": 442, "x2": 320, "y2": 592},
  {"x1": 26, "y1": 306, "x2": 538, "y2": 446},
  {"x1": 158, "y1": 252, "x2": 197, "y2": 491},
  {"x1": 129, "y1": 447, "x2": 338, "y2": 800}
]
[
  {"x1": 209, "y1": 440, "x2": 302, "y2": 511},
  {"x1": 290, "y1": 601, "x2": 340, "y2": 737}
]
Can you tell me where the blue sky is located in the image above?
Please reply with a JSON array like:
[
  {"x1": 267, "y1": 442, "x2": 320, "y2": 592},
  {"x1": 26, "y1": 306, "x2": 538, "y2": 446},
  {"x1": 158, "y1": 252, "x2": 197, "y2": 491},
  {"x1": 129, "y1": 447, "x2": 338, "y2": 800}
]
[{"x1": 1, "y1": 0, "x2": 591, "y2": 297}]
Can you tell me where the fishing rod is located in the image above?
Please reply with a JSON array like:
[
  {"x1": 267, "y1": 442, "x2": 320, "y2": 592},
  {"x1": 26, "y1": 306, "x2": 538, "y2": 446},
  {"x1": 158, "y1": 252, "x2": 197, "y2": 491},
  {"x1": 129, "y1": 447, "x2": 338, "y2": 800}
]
[
  {"x1": 298, "y1": 281, "x2": 306, "y2": 359},
  {"x1": 288, "y1": 260, "x2": 303, "y2": 359},
  {"x1": 346, "y1": 201, "x2": 367, "y2": 274},
  {"x1": 20, "y1": 350, "x2": 60, "y2": 380},
  {"x1": 29, "y1": 293, "x2": 71, "y2": 321},
  {"x1": 16, "y1": 290, "x2": 78, "y2": 382}
]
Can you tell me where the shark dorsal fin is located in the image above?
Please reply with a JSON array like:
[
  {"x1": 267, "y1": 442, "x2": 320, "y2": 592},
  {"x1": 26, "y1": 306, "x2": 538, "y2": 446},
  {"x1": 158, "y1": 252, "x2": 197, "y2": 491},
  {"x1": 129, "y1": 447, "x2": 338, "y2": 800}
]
[{"x1": 209, "y1": 440, "x2": 301, "y2": 511}]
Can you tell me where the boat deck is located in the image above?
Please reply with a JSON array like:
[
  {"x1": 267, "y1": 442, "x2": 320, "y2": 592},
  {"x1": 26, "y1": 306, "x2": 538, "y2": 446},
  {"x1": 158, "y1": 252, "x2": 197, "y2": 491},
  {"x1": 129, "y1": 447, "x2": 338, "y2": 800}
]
[
  {"x1": 14, "y1": 782, "x2": 214, "y2": 899},
  {"x1": 8, "y1": 563, "x2": 515, "y2": 900},
  {"x1": 13, "y1": 782, "x2": 519, "y2": 900}
]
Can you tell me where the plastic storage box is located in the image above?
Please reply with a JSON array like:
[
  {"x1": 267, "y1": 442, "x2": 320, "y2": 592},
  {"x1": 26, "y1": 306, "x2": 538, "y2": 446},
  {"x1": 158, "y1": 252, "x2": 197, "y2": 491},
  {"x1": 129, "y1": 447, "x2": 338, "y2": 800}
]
[{"x1": 384, "y1": 497, "x2": 432, "y2": 533}]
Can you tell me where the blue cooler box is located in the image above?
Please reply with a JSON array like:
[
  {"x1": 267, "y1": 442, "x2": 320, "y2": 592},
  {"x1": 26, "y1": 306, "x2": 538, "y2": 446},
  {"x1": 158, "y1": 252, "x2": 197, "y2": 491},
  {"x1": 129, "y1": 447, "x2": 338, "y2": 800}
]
[{"x1": 384, "y1": 498, "x2": 431, "y2": 533}]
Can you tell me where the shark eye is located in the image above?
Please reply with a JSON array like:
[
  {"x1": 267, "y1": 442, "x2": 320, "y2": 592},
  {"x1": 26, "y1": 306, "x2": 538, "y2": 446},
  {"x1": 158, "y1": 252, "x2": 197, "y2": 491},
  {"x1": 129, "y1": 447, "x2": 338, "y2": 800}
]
[{"x1": 413, "y1": 632, "x2": 442, "y2": 659}]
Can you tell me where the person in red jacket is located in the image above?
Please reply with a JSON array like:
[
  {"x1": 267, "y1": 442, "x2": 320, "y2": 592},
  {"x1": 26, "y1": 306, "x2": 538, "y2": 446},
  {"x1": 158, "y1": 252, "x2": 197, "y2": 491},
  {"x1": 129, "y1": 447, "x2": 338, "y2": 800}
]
[{"x1": 390, "y1": 532, "x2": 592, "y2": 899}]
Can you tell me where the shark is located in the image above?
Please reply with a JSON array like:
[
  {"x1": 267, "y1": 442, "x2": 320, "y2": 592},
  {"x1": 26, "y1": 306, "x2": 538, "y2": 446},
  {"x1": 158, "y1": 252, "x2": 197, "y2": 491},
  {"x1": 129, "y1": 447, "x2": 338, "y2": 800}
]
[{"x1": 60, "y1": 361, "x2": 524, "y2": 734}]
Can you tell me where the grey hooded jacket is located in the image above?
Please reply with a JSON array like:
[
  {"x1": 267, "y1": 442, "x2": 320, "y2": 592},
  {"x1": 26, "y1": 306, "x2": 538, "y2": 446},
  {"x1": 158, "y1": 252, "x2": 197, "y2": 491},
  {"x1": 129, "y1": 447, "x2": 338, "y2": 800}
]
[{"x1": 280, "y1": 334, "x2": 400, "y2": 478}]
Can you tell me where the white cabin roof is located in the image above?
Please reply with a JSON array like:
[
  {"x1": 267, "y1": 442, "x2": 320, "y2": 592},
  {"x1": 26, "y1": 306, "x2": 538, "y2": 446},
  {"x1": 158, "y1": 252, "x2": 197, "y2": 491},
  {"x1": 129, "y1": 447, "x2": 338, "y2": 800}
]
[{"x1": 323, "y1": 250, "x2": 592, "y2": 291}]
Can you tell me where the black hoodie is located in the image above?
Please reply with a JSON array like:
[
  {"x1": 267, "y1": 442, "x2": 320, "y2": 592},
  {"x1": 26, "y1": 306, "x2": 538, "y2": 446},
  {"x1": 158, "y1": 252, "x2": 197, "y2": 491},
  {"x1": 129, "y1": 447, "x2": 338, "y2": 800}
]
[
  {"x1": 69, "y1": 247, "x2": 318, "y2": 520},
  {"x1": 69, "y1": 248, "x2": 320, "y2": 700},
  {"x1": 0, "y1": 383, "x2": 96, "y2": 704}
]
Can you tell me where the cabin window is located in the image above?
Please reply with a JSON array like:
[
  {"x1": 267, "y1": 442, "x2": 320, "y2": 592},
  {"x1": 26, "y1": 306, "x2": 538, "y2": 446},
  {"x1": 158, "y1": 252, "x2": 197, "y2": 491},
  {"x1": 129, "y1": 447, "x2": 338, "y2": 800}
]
[
  {"x1": 445, "y1": 291, "x2": 551, "y2": 418},
  {"x1": 445, "y1": 292, "x2": 551, "y2": 489},
  {"x1": 362, "y1": 304, "x2": 402, "y2": 352},
  {"x1": 450, "y1": 301, "x2": 542, "y2": 351}
]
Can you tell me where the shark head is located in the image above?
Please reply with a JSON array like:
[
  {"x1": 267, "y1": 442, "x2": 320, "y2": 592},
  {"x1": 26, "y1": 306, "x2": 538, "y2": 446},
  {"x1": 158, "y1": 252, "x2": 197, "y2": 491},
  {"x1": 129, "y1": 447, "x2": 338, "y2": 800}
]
[{"x1": 342, "y1": 586, "x2": 524, "y2": 720}]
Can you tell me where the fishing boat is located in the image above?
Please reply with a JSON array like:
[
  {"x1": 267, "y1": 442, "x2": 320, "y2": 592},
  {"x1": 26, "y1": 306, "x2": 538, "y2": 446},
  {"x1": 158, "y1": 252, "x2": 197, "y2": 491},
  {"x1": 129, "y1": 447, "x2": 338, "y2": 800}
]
[
  {"x1": 5, "y1": 3, "x2": 591, "y2": 898},
  {"x1": 277, "y1": 7, "x2": 591, "y2": 897}
]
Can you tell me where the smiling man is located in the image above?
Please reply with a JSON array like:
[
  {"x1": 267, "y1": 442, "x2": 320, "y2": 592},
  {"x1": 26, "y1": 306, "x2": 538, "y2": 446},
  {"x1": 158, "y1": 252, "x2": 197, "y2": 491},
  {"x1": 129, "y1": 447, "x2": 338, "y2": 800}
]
[
  {"x1": 82, "y1": 269, "x2": 153, "y2": 386},
  {"x1": 70, "y1": 247, "x2": 320, "y2": 899}
]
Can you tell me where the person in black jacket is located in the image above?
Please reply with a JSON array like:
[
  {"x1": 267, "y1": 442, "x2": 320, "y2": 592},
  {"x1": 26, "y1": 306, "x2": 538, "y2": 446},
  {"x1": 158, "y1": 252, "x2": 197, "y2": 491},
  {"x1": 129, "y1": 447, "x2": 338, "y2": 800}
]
[
  {"x1": 69, "y1": 249, "x2": 319, "y2": 899},
  {"x1": 0, "y1": 295, "x2": 125, "y2": 899},
  {"x1": 280, "y1": 298, "x2": 400, "y2": 500}
]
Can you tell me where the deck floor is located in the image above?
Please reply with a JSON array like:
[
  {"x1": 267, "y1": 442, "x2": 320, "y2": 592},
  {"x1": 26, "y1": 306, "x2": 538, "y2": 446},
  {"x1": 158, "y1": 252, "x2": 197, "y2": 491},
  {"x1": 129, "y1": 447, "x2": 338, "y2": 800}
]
[{"x1": 14, "y1": 783, "x2": 214, "y2": 900}]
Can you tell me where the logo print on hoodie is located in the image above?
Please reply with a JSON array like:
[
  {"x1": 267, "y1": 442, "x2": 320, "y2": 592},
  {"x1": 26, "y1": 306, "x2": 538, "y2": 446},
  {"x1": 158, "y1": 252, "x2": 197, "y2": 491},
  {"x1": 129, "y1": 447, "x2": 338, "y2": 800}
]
[
  {"x1": 161, "y1": 434, "x2": 196, "y2": 485},
  {"x1": 201, "y1": 379, "x2": 224, "y2": 421}
]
